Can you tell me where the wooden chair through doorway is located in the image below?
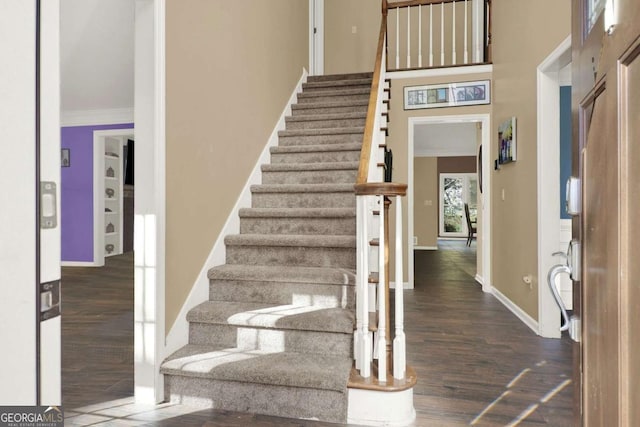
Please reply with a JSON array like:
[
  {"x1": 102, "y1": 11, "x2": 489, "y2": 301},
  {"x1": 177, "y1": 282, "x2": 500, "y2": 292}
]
[{"x1": 464, "y1": 203, "x2": 476, "y2": 247}]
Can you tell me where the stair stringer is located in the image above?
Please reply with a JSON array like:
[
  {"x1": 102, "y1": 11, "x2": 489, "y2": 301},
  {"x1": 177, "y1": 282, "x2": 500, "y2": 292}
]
[{"x1": 164, "y1": 68, "x2": 309, "y2": 359}]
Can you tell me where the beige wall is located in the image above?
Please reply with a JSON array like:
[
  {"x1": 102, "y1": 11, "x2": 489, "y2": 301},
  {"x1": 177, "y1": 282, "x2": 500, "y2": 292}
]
[
  {"x1": 324, "y1": 0, "x2": 380, "y2": 74},
  {"x1": 387, "y1": 72, "x2": 491, "y2": 284},
  {"x1": 413, "y1": 157, "x2": 438, "y2": 247},
  {"x1": 165, "y1": 0, "x2": 308, "y2": 331},
  {"x1": 490, "y1": 0, "x2": 571, "y2": 320}
]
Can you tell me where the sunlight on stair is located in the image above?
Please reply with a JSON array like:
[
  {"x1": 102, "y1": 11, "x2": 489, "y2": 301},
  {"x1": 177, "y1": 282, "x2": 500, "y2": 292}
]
[
  {"x1": 163, "y1": 348, "x2": 275, "y2": 373},
  {"x1": 227, "y1": 304, "x2": 328, "y2": 327}
]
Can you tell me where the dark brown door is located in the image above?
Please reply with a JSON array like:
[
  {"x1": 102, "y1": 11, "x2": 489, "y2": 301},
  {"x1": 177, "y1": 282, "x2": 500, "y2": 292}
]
[{"x1": 572, "y1": 1, "x2": 640, "y2": 425}]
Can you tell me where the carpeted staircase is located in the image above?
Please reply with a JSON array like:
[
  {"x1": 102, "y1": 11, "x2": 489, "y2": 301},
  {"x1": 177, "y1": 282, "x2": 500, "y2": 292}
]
[{"x1": 161, "y1": 72, "x2": 373, "y2": 423}]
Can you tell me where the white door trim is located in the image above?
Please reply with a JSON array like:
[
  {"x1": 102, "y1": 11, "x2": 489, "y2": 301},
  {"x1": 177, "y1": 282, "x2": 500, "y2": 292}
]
[
  {"x1": 408, "y1": 114, "x2": 491, "y2": 292},
  {"x1": 133, "y1": 0, "x2": 166, "y2": 403},
  {"x1": 309, "y1": 0, "x2": 324, "y2": 75},
  {"x1": 536, "y1": 35, "x2": 571, "y2": 339}
]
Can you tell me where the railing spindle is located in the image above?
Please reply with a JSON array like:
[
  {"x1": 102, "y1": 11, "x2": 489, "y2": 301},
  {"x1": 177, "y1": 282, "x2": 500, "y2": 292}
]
[
  {"x1": 418, "y1": 5, "x2": 422, "y2": 67},
  {"x1": 452, "y1": 0, "x2": 456, "y2": 65},
  {"x1": 429, "y1": 5, "x2": 433, "y2": 66},
  {"x1": 440, "y1": 3, "x2": 444, "y2": 66},
  {"x1": 406, "y1": 6, "x2": 411, "y2": 68},
  {"x1": 396, "y1": 9, "x2": 400, "y2": 69},
  {"x1": 464, "y1": 0, "x2": 469, "y2": 63}
]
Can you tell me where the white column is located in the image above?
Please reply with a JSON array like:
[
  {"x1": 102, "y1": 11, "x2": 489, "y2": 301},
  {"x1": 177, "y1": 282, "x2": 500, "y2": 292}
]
[
  {"x1": 429, "y1": 5, "x2": 433, "y2": 66},
  {"x1": 440, "y1": 3, "x2": 445, "y2": 66},
  {"x1": 452, "y1": 0, "x2": 457, "y2": 65},
  {"x1": 406, "y1": 6, "x2": 411, "y2": 68},
  {"x1": 396, "y1": 9, "x2": 400, "y2": 69},
  {"x1": 464, "y1": 0, "x2": 469, "y2": 64}
]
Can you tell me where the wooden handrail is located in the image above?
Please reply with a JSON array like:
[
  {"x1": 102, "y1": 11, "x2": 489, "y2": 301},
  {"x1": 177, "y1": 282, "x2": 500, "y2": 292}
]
[
  {"x1": 387, "y1": 0, "x2": 468, "y2": 9},
  {"x1": 356, "y1": 11, "x2": 387, "y2": 185},
  {"x1": 354, "y1": 182, "x2": 407, "y2": 197}
]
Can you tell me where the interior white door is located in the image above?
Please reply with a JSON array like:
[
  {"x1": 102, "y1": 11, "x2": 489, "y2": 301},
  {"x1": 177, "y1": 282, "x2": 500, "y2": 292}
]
[{"x1": 0, "y1": 0, "x2": 61, "y2": 406}]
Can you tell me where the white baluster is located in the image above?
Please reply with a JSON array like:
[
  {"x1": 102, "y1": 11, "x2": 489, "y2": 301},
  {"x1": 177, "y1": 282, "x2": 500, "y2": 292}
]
[
  {"x1": 377, "y1": 194, "x2": 387, "y2": 383},
  {"x1": 429, "y1": 5, "x2": 433, "y2": 67},
  {"x1": 452, "y1": 0, "x2": 457, "y2": 65},
  {"x1": 359, "y1": 196, "x2": 371, "y2": 377},
  {"x1": 418, "y1": 5, "x2": 422, "y2": 67},
  {"x1": 440, "y1": 3, "x2": 445, "y2": 66},
  {"x1": 393, "y1": 195, "x2": 406, "y2": 380},
  {"x1": 406, "y1": 6, "x2": 411, "y2": 68},
  {"x1": 464, "y1": 0, "x2": 469, "y2": 64},
  {"x1": 396, "y1": 9, "x2": 400, "y2": 69}
]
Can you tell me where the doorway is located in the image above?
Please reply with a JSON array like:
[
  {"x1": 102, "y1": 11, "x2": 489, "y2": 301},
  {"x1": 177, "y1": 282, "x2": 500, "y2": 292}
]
[
  {"x1": 408, "y1": 114, "x2": 491, "y2": 291},
  {"x1": 439, "y1": 173, "x2": 478, "y2": 238},
  {"x1": 536, "y1": 36, "x2": 571, "y2": 338}
]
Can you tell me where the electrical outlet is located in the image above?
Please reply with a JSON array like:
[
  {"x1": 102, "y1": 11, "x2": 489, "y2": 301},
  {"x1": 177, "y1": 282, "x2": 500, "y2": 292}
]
[
  {"x1": 352, "y1": 25, "x2": 357, "y2": 34},
  {"x1": 413, "y1": 236, "x2": 418, "y2": 245}
]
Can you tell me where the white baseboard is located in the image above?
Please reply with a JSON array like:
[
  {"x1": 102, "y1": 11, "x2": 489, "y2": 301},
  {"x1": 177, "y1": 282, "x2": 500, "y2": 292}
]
[
  {"x1": 61, "y1": 261, "x2": 103, "y2": 267},
  {"x1": 491, "y1": 285, "x2": 539, "y2": 335},
  {"x1": 164, "y1": 68, "x2": 308, "y2": 359},
  {"x1": 474, "y1": 274, "x2": 484, "y2": 285},
  {"x1": 414, "y1": 246, "x2": 438, "y2": 250}
]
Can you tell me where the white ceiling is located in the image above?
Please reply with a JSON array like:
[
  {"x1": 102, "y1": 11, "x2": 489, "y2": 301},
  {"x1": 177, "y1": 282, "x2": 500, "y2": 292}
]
[
  {"x1": 60, "y1": 0, "x2": 134, "y2": 113},
  {"x1": 414, "y1": 122, "x2": 478, "y2": 157}
]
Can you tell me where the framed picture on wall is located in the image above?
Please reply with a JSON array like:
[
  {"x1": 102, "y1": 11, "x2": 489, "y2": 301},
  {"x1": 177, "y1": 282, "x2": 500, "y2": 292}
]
[
  {"x1": 498, "y1": 117, "x2": 517, "y2": 164},
  {"x1": 403, "y1": 80, "x2": 491, "y2": 110}
]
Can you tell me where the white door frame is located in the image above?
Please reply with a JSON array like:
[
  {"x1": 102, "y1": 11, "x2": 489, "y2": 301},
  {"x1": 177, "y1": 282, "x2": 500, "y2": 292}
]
[
  {"x1": 309, "y1": 0, "x2": 324, "y2": 75},
  {"x1": 408, "y1": 114, "x2": 491, "y2": 292},
  {"x1": 536, "y1": 35, "x2": 571, "y2": 339},
  {"x1": 133, "y1": 0, "x2": 166, "y2": 403}
]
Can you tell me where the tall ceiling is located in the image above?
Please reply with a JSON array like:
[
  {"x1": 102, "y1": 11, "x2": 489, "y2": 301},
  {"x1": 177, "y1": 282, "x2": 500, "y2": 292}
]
[{"x1": 60, "y1": 0, "x2": 134, "y2": 113}]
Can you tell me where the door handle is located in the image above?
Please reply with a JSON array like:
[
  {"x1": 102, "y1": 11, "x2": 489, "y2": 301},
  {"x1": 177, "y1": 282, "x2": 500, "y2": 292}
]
[{"x1": 547, "y1": 264, "x2": 571, "y2": 331}]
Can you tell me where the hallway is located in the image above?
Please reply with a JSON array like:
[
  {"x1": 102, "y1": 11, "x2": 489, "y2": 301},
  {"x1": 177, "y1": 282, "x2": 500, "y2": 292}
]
[{"x1": 62, "y1": 242, "x2": 572, "y2": 426}]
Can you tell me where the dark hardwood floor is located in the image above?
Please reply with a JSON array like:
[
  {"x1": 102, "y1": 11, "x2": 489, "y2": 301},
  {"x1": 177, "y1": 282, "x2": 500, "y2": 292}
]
[{"x1": 62, "y1": 241, "x2": 573, "y2": 426}]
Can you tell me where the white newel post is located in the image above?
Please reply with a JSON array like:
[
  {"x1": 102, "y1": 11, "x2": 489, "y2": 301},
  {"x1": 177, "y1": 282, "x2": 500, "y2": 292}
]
[
  {"x1": 376, "y1": 194, "x2": 387, "y2": 383},
  {"x1": 393, "y1": 196, "x2": 406, "y2": 380}
]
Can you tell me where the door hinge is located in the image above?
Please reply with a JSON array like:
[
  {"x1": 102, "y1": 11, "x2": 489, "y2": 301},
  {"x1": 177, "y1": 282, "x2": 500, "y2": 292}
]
[{"x1": 314, "y1": 27, "x2": 317, "y2": 34}]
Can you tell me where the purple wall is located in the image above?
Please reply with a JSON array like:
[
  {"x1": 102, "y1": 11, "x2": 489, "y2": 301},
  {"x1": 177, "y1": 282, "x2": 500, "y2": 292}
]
[{"x1": 61, "y1": 123, "x2": 134, "y2": 262}]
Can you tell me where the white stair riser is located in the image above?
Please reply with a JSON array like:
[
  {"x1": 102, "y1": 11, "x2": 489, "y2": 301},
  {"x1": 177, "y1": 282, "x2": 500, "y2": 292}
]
[{"x1": 285, "y1": 117, "x2": 366, "y2": 130}]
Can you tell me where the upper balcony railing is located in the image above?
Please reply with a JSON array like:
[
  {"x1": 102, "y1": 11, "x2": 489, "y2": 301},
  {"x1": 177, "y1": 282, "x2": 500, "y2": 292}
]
[{"x1": 386, "y1": 0, "x2": 492, "y2": 71}]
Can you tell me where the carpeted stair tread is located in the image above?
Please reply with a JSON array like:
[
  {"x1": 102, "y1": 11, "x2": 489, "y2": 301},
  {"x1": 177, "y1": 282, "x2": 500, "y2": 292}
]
[
  {"x1": 207, "y1": 264, "x2": 356, "y2": 285},
  {"x1": 291, "y1": 99, "x2": 369, "y2": 113},
  {"x1": 278, "y1": 127, "x2": 364, "y2": 137},
  {"x1": 270, "y1": 143, "x2": 362, "y2": 154},
  {"x1": 261, "y1": 161, "x2": 359, "y2": 172},
  {"x1": 187, "y1": 301, "x2": 355, "y2": 334},
  {"x1": 307, "y1": 72, "x2": 373, "y2": 82},
  {"x1": 285, "y1": 112, "x2": 367, "y2": 123},
  {"x1": 302, "y1": 78, "x2": 372, "y2": 90},
  {"x1": 239, "y1": 207, "x2": 354, "y2": 219},
  {"x1": 162, "y1": 345, "x2": 352, "y2": 392},
  {"x1": 224, "y1": 234, "x2": 355, "y2": 248},
  {"x1": 251, "y1": 183, "x2": 355, "y2": 193},
  {"x1": 297, "y1": 87, "x2": 371, "y2": 99}
]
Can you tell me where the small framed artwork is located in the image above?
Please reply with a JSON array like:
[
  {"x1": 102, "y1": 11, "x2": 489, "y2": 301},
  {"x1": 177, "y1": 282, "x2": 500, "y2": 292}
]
[
  {"x1": 403, "y1": 80, "x2": 491, "y2": 110},
  {"x1": 61, "y1": 148, "x2": 70, "y2": 167},
  {"x1": 498, "y1": 117, "x2": 517, "y2": 164}
]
